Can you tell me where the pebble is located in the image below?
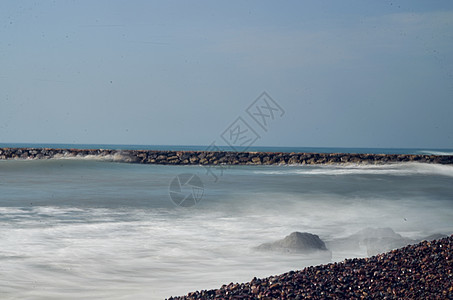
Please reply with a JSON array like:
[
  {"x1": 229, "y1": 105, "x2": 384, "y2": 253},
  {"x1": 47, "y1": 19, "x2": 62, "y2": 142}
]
[{"x1": 168, "y1": 235, "x2": 453, "y2": 299}]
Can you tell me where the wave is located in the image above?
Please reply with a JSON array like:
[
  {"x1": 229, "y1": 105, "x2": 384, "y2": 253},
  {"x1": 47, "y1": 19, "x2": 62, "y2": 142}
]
[
  {"x1": 417, "y1": 150, "x2": 453, "y2": 156},
  {"x1": 0, "y1": 153, "x2": 136, "y2": 168},
  {"x1": 0, "y1": 158, "x2": 127, "y2": 175},
  {"x1": 53, "y1": 152, "x2": 137, "y2": 162},
  {"x1": 252, "y1": 163, "x2": 453, "y2": 177}
]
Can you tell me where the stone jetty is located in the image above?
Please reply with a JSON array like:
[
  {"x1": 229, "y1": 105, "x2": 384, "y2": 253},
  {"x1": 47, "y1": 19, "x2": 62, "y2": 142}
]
[
  {"x1": 168, "y1": 235, "x2": 453, "y2": 299},
  {"x1": 1, "y1": 147, "x2": 453, "y2": 165}
]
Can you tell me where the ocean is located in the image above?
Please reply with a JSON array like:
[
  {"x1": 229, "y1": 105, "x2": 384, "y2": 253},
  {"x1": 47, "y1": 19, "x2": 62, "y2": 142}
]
[
  {"x1": 2, "y1": 143, "x2": 453, "y2": 156},
  {"x1": 0, "y1": 145, "x2": 453, "y2": 299}
]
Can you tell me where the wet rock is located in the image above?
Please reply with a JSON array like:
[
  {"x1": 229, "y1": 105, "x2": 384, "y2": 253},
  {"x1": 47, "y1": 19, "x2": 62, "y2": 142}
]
[
  {"x1": 256, "y1": 232, "x2": 328, "y2": 253},
  {"x1": 156, "y1": 155, "x2": 167, "y2": 161},
  {"x1": 251, "y1": 156, "x2": 261, "y2": 164},
  {"x1": 288, "y1": 156, "x2": 299, "y2": 164},
  {"x1": 420, "y1": 233, "x2": 447, "y2": 242},
  {"x1": 327, "y1": 227, "x2": 417, "y2": 256}
]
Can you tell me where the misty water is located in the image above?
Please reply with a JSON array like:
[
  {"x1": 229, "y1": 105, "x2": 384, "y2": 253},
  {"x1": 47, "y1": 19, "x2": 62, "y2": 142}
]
[{"x1": 0, "y1": 159, "x2": 452, "y2": 299}]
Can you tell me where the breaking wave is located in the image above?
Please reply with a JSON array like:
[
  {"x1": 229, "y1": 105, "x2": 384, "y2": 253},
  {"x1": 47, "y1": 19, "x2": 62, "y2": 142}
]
[{"x1": 252, "y1": 163, "x2": 453, "y2": 177}]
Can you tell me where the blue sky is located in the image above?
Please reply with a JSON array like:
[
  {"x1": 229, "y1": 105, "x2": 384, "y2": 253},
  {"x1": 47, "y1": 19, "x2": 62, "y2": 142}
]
[{"x1": 1, "y1": 1, "x2": 452, "y2": 148}]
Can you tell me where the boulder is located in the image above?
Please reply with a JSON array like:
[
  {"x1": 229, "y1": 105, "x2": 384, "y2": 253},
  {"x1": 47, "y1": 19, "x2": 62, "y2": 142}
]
[
  {"x1": 256, "y1": 232, "x2": 328, "y2": 253},
  {"x1": 251, "y1": 157, "x2": 261, "y2": 164},
  {"x1": 421, "y1": 233, "x2": 447, "y2": 241},
  {"x1": 327, "y1": 227, "x2": 415, "y2": 256}
]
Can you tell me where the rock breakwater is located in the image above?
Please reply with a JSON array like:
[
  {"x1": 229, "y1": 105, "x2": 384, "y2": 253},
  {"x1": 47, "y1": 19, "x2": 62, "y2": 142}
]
[{"x1": 1, "y1": 147, "x2": 453, "y2": 165}]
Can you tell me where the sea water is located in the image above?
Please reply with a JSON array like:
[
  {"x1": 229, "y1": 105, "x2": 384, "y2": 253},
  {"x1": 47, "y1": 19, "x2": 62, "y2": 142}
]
[
  {"x1": 2, "y1": 143, "x2": 453, "y2": 155},
  {"x1": 0, "y1": 150, "x2": 452, "y2": 299}
]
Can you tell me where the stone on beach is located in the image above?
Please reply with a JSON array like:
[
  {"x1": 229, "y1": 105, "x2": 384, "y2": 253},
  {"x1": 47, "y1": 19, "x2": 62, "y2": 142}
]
[
  {"x1": 256, "y1": 232, "x2": 328, "y2": 253},
  {"x1": 328, "y1": 227, "x2": 414, "y2": 256},
  {"x1": 168, "y1": 235, "x2": 453, "y2": 299},
  {"x1": 327, "y1": 227, "x2": 447, "y2": 256}
]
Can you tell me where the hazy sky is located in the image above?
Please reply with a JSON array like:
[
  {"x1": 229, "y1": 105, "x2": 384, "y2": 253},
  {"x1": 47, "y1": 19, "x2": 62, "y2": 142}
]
[{"x1": 1, "y1": 1, "x2": 452, "y2": 148}]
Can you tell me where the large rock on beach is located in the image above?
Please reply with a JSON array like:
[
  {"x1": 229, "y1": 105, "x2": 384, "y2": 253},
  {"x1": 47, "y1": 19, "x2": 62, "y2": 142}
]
[
  {"x1": 327, "y1": 227, "x2": 446, "y2": 256},
  {"x1": 357, "y1": 228, "x2": 411, "y2": 251},
  {"x1": 421, "y1": 233, "x2": 448, "y2": 241},
  {"x1": 327, "y1": 227, "x2": 413, "y2": 256},
  {"x1": 256, "y1": 232, "x2": 328, "y2": 253}
]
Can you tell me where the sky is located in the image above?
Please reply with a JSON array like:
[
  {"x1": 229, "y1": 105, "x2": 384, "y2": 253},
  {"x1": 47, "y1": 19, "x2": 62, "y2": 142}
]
[{"x1": 1, "y1": 0, "x2": 452, "y2": 148}]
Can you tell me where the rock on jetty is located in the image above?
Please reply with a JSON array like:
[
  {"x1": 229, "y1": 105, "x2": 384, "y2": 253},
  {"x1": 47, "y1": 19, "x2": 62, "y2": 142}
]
[
  {"x1": 1, "y1": 147, "x2": 453, "y2": 165},
  {"x1": 168, "y1": 235, "x2": 453, "y2": 299}
]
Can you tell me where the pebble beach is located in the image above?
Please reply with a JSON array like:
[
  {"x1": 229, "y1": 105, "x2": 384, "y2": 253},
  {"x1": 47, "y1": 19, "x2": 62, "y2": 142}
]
[{"x1": 169, "y1": 235, "x2": 453, "y2": 299}]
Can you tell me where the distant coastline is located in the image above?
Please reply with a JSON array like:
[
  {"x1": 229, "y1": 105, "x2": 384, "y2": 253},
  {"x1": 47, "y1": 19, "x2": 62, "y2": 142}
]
[{"x1": 1, "y1": 147, "x2": 452, "y2": 165}]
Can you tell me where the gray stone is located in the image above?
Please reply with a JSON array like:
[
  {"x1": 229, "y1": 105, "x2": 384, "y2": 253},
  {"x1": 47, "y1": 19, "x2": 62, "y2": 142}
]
[
  {"x1": 420, "y1": 233, "x2": 447, "y2": 242},
  {"x1": 256, "y1": 232, "x2": 328, "y2": 253},
  {"x1": 327, "y1": 227, "x2": 416, "y2": 256}
]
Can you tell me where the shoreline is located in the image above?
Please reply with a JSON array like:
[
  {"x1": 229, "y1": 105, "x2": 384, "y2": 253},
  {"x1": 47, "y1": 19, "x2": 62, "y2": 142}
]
[
  {"x1": 168, "y1": 235, "x2": 453, "y2": 299},
  {"x1": 1, "y1": 147, "x2": 453, "y2": 165}
]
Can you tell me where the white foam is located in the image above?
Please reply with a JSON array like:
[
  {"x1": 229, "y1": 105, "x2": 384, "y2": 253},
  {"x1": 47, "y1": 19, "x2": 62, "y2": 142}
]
[
  {"x1": 253, "y1": 163, "x2": 453, "y2": 177},
  {"x1": 51, "y1": 152, "x2": 134, "y2": 162},
  {"x1": 418, "y1": 150, "x2": 453, "y2": 156},
  {"x1": 1, "y1": 192, "x2": 452, "y2": 299},
  {"x1": 1, "y1": 161, "x2": 453, "y2": 299}
]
